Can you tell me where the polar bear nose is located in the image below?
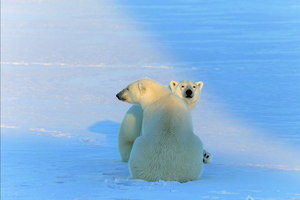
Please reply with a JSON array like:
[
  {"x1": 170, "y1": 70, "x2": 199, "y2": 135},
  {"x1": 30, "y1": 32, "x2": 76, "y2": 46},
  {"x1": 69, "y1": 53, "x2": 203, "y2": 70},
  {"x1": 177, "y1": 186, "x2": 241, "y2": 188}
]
[
  {"x1": 186, "y1": 89, "x2": 193, "y2": 98},
  {"x1": 116, "y1": 93, "x2": 121, "y2": 100},
  {"x1": 116, "y1": 91, "x2": 125, "y2": 101}
]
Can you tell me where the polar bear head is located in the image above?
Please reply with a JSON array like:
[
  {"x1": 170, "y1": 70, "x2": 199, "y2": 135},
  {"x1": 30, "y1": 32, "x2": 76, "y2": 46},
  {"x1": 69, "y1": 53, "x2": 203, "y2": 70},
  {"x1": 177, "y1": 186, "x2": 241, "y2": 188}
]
[
  {"x1": 170, "y1": 80, "x2": 204, "y2": 109},
  {"x1": 116, "y1": 79, "x2": 170, "y2": 108}
]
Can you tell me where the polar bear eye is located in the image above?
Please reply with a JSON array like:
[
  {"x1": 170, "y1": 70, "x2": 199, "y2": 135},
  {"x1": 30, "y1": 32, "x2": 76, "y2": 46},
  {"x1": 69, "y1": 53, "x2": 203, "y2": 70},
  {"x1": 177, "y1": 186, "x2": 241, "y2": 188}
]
[
  {"x1": 181, "y1": 85, "x2": 185, "y2": 88},
  {"x1": 126, "y1": 87, "x2": 129, "y2": 91},
  {"x1": 193, "y1": 85, "x2": 196, "y2": 88}
]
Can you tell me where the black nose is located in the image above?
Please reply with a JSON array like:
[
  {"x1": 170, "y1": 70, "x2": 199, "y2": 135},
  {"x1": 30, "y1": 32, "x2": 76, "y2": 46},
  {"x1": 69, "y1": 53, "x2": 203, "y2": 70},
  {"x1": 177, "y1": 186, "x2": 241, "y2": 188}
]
[
  {"x1": 116, "y1": 93, "x2": 121, "y2": 100},
  {"x1": 116, "y1": 91, "x2": 126, "y2": 101},
  {"x1": 186, "y1": 89, "x2": 193, "y2": 97}
]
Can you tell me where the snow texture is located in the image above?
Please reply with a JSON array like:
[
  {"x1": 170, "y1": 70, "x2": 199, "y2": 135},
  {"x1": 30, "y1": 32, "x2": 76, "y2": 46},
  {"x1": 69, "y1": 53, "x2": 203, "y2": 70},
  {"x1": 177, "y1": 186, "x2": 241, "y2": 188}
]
[{"x1": 1, "y1": 0, "x2": 300, "y2": 199}]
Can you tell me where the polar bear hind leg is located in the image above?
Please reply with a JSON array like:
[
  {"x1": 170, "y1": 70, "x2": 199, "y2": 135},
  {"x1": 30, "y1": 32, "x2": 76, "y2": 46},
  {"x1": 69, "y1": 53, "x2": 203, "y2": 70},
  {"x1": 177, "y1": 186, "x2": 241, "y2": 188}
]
[{"x1": 203, "y1": 150, "x2": 212, "y2": 164}]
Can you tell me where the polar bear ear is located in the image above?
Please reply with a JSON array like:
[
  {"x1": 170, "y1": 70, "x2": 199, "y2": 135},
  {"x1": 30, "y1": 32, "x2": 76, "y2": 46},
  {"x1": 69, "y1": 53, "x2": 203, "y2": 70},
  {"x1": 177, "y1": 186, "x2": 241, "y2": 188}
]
[
  {"x1": 138, "y1": 82, "x2": 146, "y2": 94},
  {"x1": 170, "y1": 81, "x2": 178, "y2": 91},
  {"x1": 197, "y1": 81, "x2": 204, "y2": 89}
]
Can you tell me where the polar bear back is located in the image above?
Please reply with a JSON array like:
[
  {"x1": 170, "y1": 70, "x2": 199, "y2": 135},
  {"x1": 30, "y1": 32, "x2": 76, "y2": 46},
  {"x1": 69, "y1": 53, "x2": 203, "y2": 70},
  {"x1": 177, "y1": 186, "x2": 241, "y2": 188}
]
[
  {"x1": 129, "y1": 93, "x2": 203, "y2": 182},
  {"x1": 142, "y1": 94, "x2": 193, "y2": 137}
]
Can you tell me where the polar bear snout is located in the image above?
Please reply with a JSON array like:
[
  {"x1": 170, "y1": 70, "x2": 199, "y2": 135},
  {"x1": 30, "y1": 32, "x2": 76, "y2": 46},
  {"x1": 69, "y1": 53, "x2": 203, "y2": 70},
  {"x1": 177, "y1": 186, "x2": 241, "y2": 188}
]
[
  {"x1": 116, "y1": 90, "x2": 126, "y2": 101},
  {"x1": 185, "y1": 89, "x2": 193, "y2": 98}
]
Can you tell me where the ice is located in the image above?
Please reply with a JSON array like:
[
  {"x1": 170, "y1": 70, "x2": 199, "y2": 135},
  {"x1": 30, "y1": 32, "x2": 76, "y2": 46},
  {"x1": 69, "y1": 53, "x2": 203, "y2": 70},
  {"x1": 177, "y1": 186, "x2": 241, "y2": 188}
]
[{"x1": 1, "y1": 0, "x2": 300, "y2": 199}]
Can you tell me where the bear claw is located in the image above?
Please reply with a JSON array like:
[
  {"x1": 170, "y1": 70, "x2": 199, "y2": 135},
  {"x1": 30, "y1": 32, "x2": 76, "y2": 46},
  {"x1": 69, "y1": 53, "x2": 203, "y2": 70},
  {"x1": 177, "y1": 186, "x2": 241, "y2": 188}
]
[{"x1": 203, "y1": 150, "x2": 212, "y2": 164}]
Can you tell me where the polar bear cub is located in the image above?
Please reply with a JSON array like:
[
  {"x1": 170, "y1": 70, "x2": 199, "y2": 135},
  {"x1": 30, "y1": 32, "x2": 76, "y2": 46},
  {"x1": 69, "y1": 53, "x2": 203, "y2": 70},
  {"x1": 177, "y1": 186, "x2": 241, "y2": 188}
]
[
  {"x1": 118, "y1": 80, "x2": 206, "y2": 162},
  {"x1": 116, "y1": 79, "x2": 203, "y2": 182}
]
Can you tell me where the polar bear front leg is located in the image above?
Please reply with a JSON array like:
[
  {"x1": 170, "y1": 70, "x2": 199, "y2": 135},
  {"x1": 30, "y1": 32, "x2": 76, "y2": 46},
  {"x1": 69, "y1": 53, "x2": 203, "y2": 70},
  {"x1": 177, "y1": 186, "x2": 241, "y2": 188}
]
[
  {"x1": 118, "y1": 104, "x2": 143, "y2": 162},
  {"x1": 119, "y1": 135, "x2": 134, "y2": 162},
  {"x1": 203, "y1": 150, "x2": 212, "y2": 164}
]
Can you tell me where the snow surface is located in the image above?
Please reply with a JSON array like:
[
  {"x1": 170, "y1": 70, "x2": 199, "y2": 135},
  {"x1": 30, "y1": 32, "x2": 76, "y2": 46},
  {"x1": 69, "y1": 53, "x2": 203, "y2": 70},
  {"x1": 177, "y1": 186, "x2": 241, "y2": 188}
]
[{"x1": 1, "y1": 0, "x2": 300, "y2": 200}]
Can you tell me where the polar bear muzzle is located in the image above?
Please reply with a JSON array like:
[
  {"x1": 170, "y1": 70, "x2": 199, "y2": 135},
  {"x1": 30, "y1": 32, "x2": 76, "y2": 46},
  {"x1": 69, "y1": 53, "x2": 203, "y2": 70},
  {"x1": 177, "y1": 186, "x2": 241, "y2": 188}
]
[{"x1": 116, "y1": 90, "x2": 127, "y2": 101}]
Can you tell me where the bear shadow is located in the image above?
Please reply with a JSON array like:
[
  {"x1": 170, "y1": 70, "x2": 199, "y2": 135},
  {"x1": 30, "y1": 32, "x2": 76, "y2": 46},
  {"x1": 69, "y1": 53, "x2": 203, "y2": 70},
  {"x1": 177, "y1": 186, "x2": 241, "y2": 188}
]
[
  {"x1": 87, "y1": 120, "x2": 132, "y2": 182},
  {"x1": 88, "y1": 120, "x2": 120, "y2": 135}
]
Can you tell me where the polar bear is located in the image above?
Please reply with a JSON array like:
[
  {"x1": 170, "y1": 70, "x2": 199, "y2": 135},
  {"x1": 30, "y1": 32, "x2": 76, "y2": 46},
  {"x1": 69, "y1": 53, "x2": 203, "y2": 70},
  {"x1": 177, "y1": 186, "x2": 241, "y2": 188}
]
[
  {"x1": 169, "y1": 80, "x2": 203, "y2": 110},
  {"x1": 116, "y1": 79, "x2": 203, "y2": 182},
  {"x1": 118, "y1": 80, "x2": 211, "y2": 163}
]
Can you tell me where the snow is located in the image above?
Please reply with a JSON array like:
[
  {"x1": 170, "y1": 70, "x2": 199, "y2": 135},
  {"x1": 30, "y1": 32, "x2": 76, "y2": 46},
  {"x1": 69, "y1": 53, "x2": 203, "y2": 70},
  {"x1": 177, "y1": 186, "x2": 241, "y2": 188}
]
[{"x1": 1, "y1": 0, "x2": 300, "y2": 199}]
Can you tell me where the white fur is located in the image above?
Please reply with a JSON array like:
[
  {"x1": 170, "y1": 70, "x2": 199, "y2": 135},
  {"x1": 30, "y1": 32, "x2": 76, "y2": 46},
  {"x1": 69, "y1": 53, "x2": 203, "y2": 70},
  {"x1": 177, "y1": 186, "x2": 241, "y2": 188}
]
[
  {"x1": 118, "y1": 104, "x2": 143, "y2": 162},
  {"x1": 170, "y1": 80, "x2": 203, "y2": 110},
  {"x1": 118, "y1": 80, "x2": 205, "y2": 162},
  {"x1": 117, "y1": 79, "x2": 203, "y2": 182}
]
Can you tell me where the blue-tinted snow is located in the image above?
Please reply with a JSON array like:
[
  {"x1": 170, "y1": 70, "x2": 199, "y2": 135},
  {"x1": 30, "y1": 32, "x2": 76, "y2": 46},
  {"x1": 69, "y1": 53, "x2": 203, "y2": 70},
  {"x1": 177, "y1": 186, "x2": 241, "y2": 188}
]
[
  {"x1": 118, "y1": 0, "x2": 300, "y2": 145},
  {"x1": 1, "y1": 0, "x2": 300, "y2": 199}
]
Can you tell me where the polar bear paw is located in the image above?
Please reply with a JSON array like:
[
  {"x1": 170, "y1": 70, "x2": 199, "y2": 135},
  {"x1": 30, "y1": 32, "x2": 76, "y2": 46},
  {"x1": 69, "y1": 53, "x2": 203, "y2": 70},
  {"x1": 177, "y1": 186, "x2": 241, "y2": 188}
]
[{"x1": 203, "y1": 150, "x2": 212, "y2": 164}]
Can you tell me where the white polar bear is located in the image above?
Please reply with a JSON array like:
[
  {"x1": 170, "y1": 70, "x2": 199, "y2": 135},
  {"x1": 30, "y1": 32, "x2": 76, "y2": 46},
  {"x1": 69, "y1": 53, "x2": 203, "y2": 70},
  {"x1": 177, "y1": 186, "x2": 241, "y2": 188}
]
[
  {"x1": 118, "y1": 80, "x2": 211, "y2": 163},
  {"x1": 169, "y1": 80, "x2": 203, "y2": 110},
  {"x1": 116, "y1": 79, "x2": 203, "y2": 182}
]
